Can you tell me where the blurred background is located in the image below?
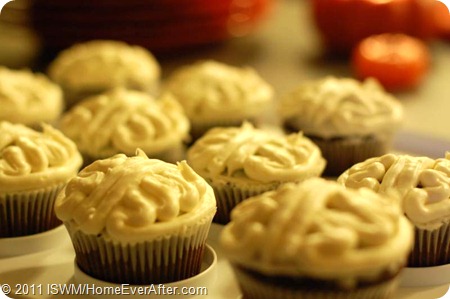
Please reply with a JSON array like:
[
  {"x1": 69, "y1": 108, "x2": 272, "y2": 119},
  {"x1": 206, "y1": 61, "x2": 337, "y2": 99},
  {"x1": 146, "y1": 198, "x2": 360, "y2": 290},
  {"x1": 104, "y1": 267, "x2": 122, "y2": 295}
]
[{"x1": 0, "y1": 0, "x2": 450, "y2": 155}]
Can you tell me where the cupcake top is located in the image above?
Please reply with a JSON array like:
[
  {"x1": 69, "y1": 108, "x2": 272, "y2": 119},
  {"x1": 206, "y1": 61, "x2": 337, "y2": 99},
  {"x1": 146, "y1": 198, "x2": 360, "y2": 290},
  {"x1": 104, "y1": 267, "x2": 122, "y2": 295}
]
[
  {"x1": 220, "y1": 178, "x2": 413, "y2": 286},
  {"x1": 279, "y1": 77, "x2": 403, "y2": 138},
  {"x1": 48, "y1": 40, "x2": 160, "y2": 94},
  {"x1": 0, "y1": 67, "x2": 63, "y2": 125},
  {"x1": 59, "y1": 88, "x2": 190, "y2": 159},
  {"x1": 338, "y1": 153, "x2": 450, "y2": 230},
  {"x1": 164, "y1": 60, "x2": 274, "y2": 124},
  {"x1": 0, "y1": 121, "x2": 82, "y2": 192},
  {"x1": 187, "y1": 122, "x2": 325, "y2": 185},
  {"x1": 54, "y1": 150, "x2": 216, "y2": 243}
]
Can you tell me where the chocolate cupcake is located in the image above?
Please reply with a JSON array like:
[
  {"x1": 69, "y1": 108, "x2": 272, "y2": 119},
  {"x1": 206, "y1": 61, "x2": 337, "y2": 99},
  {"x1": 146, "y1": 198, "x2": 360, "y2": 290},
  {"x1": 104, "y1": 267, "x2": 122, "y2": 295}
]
[
  {"x1": 54, "y1": 150, "x2": 216, "y2": 284},
  {"x1": 164, "y1": 60, "x2": 274, "y2": 141},
  {"x1": 0, "y1": 66, "x2": 63, "y2": 128},
  {"x1": 338, "y1": 152, "x2": 450, "y2": 267},
  {"x1": 0, "y1": 121, "x2": 82, "y2": 237},
  {"x1": 187, "y1": 122, "x2": 325, "y2": 224},
  {"x1": 221, "y1": 178, "x2": 413, "y2": 299},
  {"x1": 279, "y1": 76, "x2": 403, "y2": 176},
  {"x1": 48, "y1": 40, "x2": 161, "y2": 108},
  {"x1": 59, "y1": 88, "x2": 190, "y2": 166}
]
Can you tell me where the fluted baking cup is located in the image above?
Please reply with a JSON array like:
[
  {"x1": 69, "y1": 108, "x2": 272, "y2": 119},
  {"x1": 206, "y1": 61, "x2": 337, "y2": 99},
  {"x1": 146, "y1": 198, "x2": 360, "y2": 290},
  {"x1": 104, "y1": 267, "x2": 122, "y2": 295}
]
[
  {"x1": 65, "y1": 213, "x2": 214, "y2": 285},
  {"x1": 408, "y1": 223, "x2": 450, "y2": 267},
  {"x1": 210, "y1": 181, "x2": 280, "y2": 224},
  {"x1": 189, "y1": 119, "x2": 246, "y2": 143},
  {"x1": 232, "y1": 265, "x2": 400, "y2": 299},
  {"x1": 0, "y1": 183, "x2": 65, "y2": 237},
  {"x1": 73, "y1": 244, "x2": 217, "y2": 299},
  {"x1": 307, "y1": 134, "x2": 390, "y2": 177},
  {"x1": 81, "y1": 144, "x2": 186, "y2": 169}
]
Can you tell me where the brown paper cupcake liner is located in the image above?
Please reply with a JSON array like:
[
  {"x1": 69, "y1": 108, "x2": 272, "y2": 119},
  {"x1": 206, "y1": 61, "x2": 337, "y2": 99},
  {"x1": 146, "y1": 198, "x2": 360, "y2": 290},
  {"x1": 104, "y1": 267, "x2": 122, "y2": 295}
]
[
  {"x1": 210, "y1": 181, "x2": 280, "y2": 224},
  {"x1": 81, "y1": 143, "x2": 187, "y2": 169},
  {"x1": 307, "y1": 135, "x2": 390, "y2": 177},
  {"x1": 232, "y1": 265, "x2": 400, "y2": 299},
  {"x1": 63, "y1": 83, "x2": 159, "y2": 111},
  {"x1": 0, "y1": 183, "x2": 65, "y2": 237},
  {"x1": 189, "y1": 116, "x2": 268, "y2": 144},
  {"x1": 65, "y1": 213, "x2": 213, "y2": 284},
  {"x1": 408, "y1": 222, "x2": 450, "y2": 267},
  {"x1": 190, "y1": 119, "x2": 246, "y2": 143}
]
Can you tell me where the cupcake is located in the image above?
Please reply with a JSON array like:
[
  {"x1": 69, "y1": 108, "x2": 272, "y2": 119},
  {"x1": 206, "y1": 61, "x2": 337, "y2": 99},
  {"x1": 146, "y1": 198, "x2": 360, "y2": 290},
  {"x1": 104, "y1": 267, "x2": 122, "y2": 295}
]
[
  {"x1": 54, "y1": 150, "x2": 217, "y2": 284},
  {"x1": 0, "y1": 121, "x2": 82, "y2": 237},
  {"x1": 220, "y1": 178, "x2": 414, "y2": 299},
  {"x1": 48, "y1": 40, "x2": 161, "y2": 108},
  {"x1": 338, "y1": 152, "x2": 450, "y2": 267},
  {"x1": 187, "y1": 122, "x2": 325, "y2": 223},
  {"x1": 164, "y1": 60, "x2": 274, "y2": 140},
  {"x1": 0, "y1": 66, "x2": 63, "y2": 128},
  {"x1": 59, "y1": 88, "x2": 190, "y2": 166},
  {"x1": 279, "y1": 76, "x2": 403, "y2": 176}
]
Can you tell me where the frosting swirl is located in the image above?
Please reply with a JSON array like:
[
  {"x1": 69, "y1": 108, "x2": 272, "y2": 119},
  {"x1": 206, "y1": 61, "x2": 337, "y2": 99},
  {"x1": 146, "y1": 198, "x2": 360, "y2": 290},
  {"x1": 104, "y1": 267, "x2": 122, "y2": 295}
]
[
  {"x1": 338, "y1": 153, "x2": 450, "y2": 229},
  {"x1": 48, "y1": 40, "x2": 160, "y2": 93},
  {"x1": 54, "y1": 151, "x2": 216, "y2": 243},
  {"x1": 164, "y1": 60, "x2": 274, "y2": 123},
  {"x1": 220, "y1": 178, "x2": 413, "y2": 285},
  {"x1": 0, "y1": 67, "x2": 63, "y2": 125},
  {"x1": 187, "y1": 123, "x2": 325, "y2": 184},
  {"x1": 0, "y1": 122, "x2": 82, "y2": 192},
  {"x1": 279, "y1": 77, "x2": 403, "y2": 138},
  {"x1": 59, "y1": 88, "x2": 190, "y2": 158}
]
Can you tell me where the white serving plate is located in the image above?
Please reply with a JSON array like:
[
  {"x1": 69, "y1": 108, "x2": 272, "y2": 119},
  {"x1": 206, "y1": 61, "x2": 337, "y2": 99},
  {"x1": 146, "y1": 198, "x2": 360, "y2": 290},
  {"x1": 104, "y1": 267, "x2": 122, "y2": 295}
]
[{"x1": 0, "y1": 226, "x2": 67, "y2": 259}]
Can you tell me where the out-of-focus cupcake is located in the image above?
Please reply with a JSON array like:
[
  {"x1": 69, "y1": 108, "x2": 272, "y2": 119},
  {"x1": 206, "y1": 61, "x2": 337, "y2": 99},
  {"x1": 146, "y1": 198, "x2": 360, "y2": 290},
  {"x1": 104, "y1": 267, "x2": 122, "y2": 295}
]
[
  {"x1": 48, "y1": 40, "x2": 161, "y2": 108},
  {"x1": 54, "y1": 150, "x2": 216, "y2": 284},
  {"x1": 187, "y1": 122, "x2": 325, "y2": 223},
  {"x1": 0, "y1": 121, "x2": 82, "y2": 237},
  {"x1": 338, "y1": 152, "x2": 450, "y2": 267},
  {"x1": 0, "y1": 66, "x2": 63, "y2": 128},
  {"x1": 221, "y1": 178, "x2": 414, "y2": 299},
  {"x1": 279, "y1": 76, "x2": 403, "y2": 176},
  {"x1": 164, "y1": 60, "x2": 274, "y2": 141},
  {"x1": 59, "y1": 88, "x2": 190, "y2": 166}
]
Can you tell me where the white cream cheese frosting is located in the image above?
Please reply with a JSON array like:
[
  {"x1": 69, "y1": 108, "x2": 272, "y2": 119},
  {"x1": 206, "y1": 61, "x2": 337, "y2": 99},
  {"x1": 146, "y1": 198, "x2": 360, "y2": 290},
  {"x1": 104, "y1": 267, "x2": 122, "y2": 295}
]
[
  {"x1": 54, "y1": 150, "x2": 216, "y2": 243},
  {"x1": 0, "y1": 121, "x2": 82, "y2": 192},
  {"x1": 0, "y1": 67, "x2": 63, "y2": 125},
  {"x1": 187, "y1": 122, "x2": 325, "y2": 185},
  {"x1": 338, "y1": 153, "x2": 450, "y2": 230},
  {"x1": 279, "y1": 77, "x2": 403, "y2": 138},
  {"x1": 164, "y1": 60, "x2": 274, "y2": 124},
  {"x1": 220, "y1": 178, "x2": 413, "y2": 285},
  {"x1": 59, "y1": 88, "x2": 190, "y2": 159},
  {"x1": 48, "y1": 40, "x2": 160, "y2": 94}
]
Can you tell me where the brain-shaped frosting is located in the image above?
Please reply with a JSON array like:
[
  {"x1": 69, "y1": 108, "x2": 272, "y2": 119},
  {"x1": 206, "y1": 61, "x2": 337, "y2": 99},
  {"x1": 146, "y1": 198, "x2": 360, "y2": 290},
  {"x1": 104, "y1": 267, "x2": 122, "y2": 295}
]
[
  {"x1": 0, "y1": 67, "x2": 63, "y2": 125},
  {"x1": 187, "y1": 123, "x2": 326, "y2": 184},
  {"x1": 59, "y1": 88, "x2": 190, "y2": 158},
  {"x1": 55, "y1": 151, "x2": 216, "y2": 242},
  {"x1": 164, "y1": 60, "x2": 274, "y2": 123},
  {"x1": 279, "y1": 77, "x2": 403, "y2": 138},
  {"x1": 220, "y1": 178, "x2": 413, "y2": 282},
  {"x1": 0, "y1": 122, "x2": 82, "y2": 192},
  {"x1": 48, "y1": 40, "x2": 160, "y2": 92},
  {"x1": 338, "y1": 153, "x2": 450, "y2": 228}
]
